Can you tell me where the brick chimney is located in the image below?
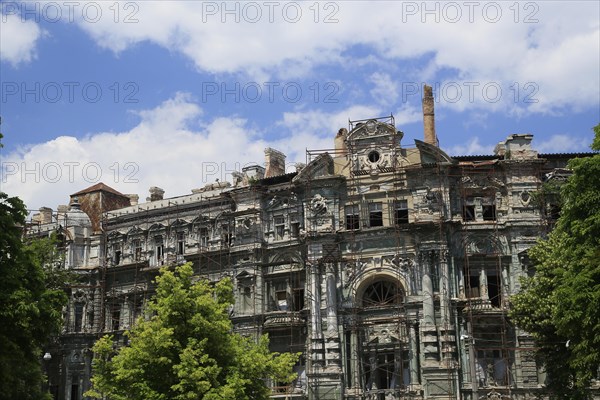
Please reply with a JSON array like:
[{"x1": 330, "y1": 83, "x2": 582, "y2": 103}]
[
  {"x1": 264, "y1": 148, "x2": 286, "y2": 178},
  {"x1": 422, "y1": 84, "x2": 437, "y2": 146}
]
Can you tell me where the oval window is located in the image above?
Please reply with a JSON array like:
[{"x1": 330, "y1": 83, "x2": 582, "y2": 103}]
[{"x1": 368, "y1": 151, "x2": 380, "y2": 163}]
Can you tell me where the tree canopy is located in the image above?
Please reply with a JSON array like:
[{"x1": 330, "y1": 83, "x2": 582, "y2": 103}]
[
  {"x1": 510, "y1": 124, "x2": 600, "y2": 398},
  {"x1": 0, "y1": 191, "x2": 68, "y2": 400},
  {"x1": 87, "y1": 262, "x2": 299, "y2": 400}
]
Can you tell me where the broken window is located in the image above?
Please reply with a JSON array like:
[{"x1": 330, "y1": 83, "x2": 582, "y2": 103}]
[
  {"x1": 463, "y1": 205, "x2": 475, "y2": 221},
  {"x1": 276, "y1": 291, "x2": 288, "y2": 311},
  {"x1": 71, "y1": 384, "x2": 79, "y2": 400},
  {"x1": 111, "y1": 305, "x2": 121, "y2": 331},
  {"x1": 345, "y1": 204, "x2": 360, "y2": 230},
  {"x1": 465, "y1": 271, "x2": 480, "y2": 298},
  {"x1": 199, "y1": 227, "x2": 209, "y2": 248},
  {"x1": 241, "y1": 286, "x2": 253, "y2": 312},
  {"x1": 274, "y1": 215, "x2": 285, "y2": 240},
  {"x1": 292, "y1": 288, "x2": 305, "y2": 311},
  {"x1": 112, "y1": 244, "x2": 121, "y2": 265},
  {"x1": 362, "y1": 280, "x2": 403, "y2": 307},
  {"x1": 74, "y1": 303, "x2": 84, "y2": 333},
  {"x1": 176, "y1": 232, "x2": 185, "y2": 255},
  {"x1": 363, "y1": 351, "x2": 410, "y2": 391},
  {"x1": 482, "y1": 205, "x2": 496, "y2": 221},
  {"x1": 394, "y1": 199, "x2": 409, "y2": 224},
  {"x1": 368, "y1": 202, "x2": 383, "y2": 227},
  {"x1": 221, "y1": 224, "x2": 232, "y2": 247},
  {"x1": 267, "y1": 276, "x2": 304, "y2": 312},
  {"x1": 154, "y1": 236, "x2": 164, "y2": 261},
  {"x1": 290, "y1": 214, "x2": 300, "y2": 238},
  {"x1": 133, "y1": 239, "x2": 142, "y2": 261}
]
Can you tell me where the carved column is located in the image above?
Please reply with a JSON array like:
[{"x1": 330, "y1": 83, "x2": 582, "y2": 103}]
[
  {"x1": 439, "y1": 251, "x2": 450, "y2": 325},
  {"x1": 479, "y1": 268, "x2": 489, "y2": 300},
  {"x1": 325, "y1": 263, "x2": 338, "y2": 332},
  {"x1": 308, "y1": 261, "x2": 324, "y2": 369},
  {"x1": 422, "y1": 274, "x2": 435, "y2": 326},
  {"x1": 409, "y1": 323, "x2": 419, "y2": 385},
  {"x1": 350, "y1": 329, "x2": 360, "y2": 388},
  {"x1": 309, "y1": 262, "x2": 322, "y2": 338}
]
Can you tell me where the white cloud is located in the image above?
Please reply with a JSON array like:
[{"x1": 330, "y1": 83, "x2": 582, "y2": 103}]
[
  {"x1": 369, "y1": 72, "x2": 399, "y2": 106},
  {"x1": 3, "y1": 93, "x2": 382, "y2": 211},
  {"x1": 2, "y1": 94, "x2": 392, "y2": 212},
  {"x1": 0, "y1": 13, "x2": 43, "y2": 66},
  {"x1": 276, "y1": 104, "x2": 382, "y2": 158},
  {"x1": 535, "y1": 134, "x2": 592, "y2": 154},
  {"x1": 1, "y1": 93, "x2": 272, "y2": 210},
  {"x1": 446, "y1": 137, "x2": 494, "y2": 156},
  {"x1": 51, "y1": 1, "x2": 598, "y2": 115}
]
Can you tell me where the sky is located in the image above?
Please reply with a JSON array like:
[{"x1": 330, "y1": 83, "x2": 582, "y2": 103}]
[{"x1": 1, "y1": 0, "x2": 599, "y2": 212}]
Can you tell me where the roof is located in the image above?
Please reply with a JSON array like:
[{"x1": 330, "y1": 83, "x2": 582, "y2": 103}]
[
  {"x1": 71, "y1": 182, "x2": 126, "y2": 197},
  {"x1": 258, "y1": 172, "x2": 298, "y2": 185}
]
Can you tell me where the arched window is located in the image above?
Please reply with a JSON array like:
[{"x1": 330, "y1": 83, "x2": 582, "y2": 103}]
[{"x1": 362, "y1": 280, "x2": 403, "y2": 307}]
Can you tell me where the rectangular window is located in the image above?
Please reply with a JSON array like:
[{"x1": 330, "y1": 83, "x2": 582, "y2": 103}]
[
  {"x1": 276, "y1": 291, "x2": 288, "y2": 311},
  {"x1": 292, "y1": 288, "x2": 304, "y2": 311},
  {"x1": 112, "y1": 244, "x2": 121, "y2": 265},
  {"x1": 465, "y1": 273, "x2": 480, "y2": 298},
  {"x1": 111, "y1": 307, "x2": 120, "y2": 331},
  {"x1": 241, "y1": 286, "x2": 253, "y2": 312},
  {"x1": 222, "y1": 224, "x2": 232, "y2": 247},
  {"x1": 290, "y1": 222, "x2": 300, "y2": 238},
  {"x1": 199, "y1": 227, "x2": 209, "y2": 248},
  {"x1": 482, "y1": 205, "x2": 496, "y2": 221},
  {"x1": 74, "y1": 303, "x2": 83, "y2": 333},
  {"x1": 345, "y1": 204, "x2": 360, "y2": 230},
  {"x1": 155, "y1": 236, "x2": 164, "y2": 261},
  {"x1": 394, "y1": 200, "x2": 409, "y2": 224},
  {"x1": 71, "y1": 384, "x2": 79, "y2": 400},
  {"x1": 274, "y1": 215, "x2": 285, "y2": 240},
  {"x1": 177, "y1": 232, "x2": 185, "y2": 255},
  {"x1": 463, "y1": 205, "x2": 475, "y2": 221},
  {"x1": 368, "y1": 202, "x2": 383, "y2": 227},
  {"x1": 133, "y1": 239, "x2": 142, "y2": 261}
]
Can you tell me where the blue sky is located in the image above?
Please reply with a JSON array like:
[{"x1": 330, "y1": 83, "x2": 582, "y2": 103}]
[{"x1": 1, "y1": 1, "x2": 599, "y2": 211}]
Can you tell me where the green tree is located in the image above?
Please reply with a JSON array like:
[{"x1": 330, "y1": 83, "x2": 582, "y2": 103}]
[
  {"x1": 0, "y1": 191, "x2": 68, "y2": 400},
  {"x1": 510, "y1": 124, "x2": 600, "y2": 399},
  {"x1": 87, "y1": 263, "x2": 299, "y2": 400}
]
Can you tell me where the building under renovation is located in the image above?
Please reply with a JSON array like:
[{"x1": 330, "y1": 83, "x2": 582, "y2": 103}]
[{"x1": 28, "y1": 87, "x2": 600, "y2": 399}]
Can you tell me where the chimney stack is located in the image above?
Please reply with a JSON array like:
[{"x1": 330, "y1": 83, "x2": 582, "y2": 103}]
[
  {"x1": 126, "y1": 194, "x2": 139, "y2": 206},
  {"x1": 147, "y1": 187, "x2": 164, "y2": 202},
  {"x1": 264, "y1": 148, "x2": 286, "y2": 178},
  {"x1": 422, "y1": 84, "x2": 437, "y2": 146},
  {"x1": 39, "y1": 207, "x2": 53, "y2": 224}
]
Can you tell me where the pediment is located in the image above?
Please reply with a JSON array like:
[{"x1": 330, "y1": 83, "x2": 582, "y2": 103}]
[
  {"x1": 127, "y1": 226, "x2": 144, "y2": 236},
  {"x1": 170, "y1": 219, "x2": 190, "y2": 228},
  {"x1": 415, "y1": 139, "x2": 456, "y2": 164},
  {"x1": 347, "y1": 119, "x2": 398, "y2": 142},
  {"x1": 148, "y1": 223, "x2": 165, "y2": 232},
  {"x1": 292, "y1": 153, "x2": 334, "y2": 183}
]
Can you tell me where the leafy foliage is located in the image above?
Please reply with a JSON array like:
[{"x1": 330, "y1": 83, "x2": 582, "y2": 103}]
[
  {"x1": 0, "y1": 192, "x2": 68, "y2": 400},
  {"x1": 87, "y1": 263, "x2": 299, "y2": 400},
  {"x1": 510, "y1": 124, "x2": 600, "y2": 399}
]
